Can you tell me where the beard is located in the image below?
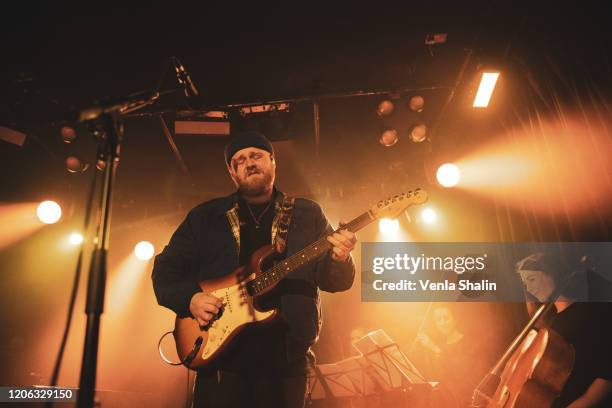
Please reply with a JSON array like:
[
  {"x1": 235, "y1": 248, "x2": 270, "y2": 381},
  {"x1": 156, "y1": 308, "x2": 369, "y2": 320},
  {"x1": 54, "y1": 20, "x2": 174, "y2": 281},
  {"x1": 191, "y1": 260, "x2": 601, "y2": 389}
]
[{"x1": 237, "y1": 168, "x2": 274, "y2": 197}]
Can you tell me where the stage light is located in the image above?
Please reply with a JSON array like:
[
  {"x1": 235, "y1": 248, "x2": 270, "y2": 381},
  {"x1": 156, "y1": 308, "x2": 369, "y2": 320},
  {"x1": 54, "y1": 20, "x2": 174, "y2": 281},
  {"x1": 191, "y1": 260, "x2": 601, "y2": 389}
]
[
  {"x1": 379, "y1": 129, "x2": 398, "y2": 147},
  {"x1": 0, "y1": 125, "x2": 26, "y2": 147},
  {"x1": 409, "y1": 124, "x2": 427, "y2": 143},
  {"x1": 96, "y1": 159, "x2": 107, "y2": 171},
  {"x1": 37, "y1": 201, "x2": 62, "y2": 224},
  {"x1": 408, "y1": 95, "x2": 425, "y2": 112},
  {"x1": 69, "y1": 232, "x2": 84, "y2": 246},
  {"x1": 65, "y1": 156, "x2": 89, "y2": 174},
  {"x1": 377, "y1": 100, "x2": 394, "y2": 117},
  {"x1": 60, "y1": 126, "x2": 77, "y2": 143},
  {"x1": 240, "y1": 103, "x2": 290, "y2": 115},
  {"x1": 0, "y1": 203, "x2": 45, "y2": 249},
  {"x1": 421, "y1": 208, "x2": 437, "y2": 224},
  {"x1": 473, "y1": 72, "x2": 500, "y2": 108},
  {"x1": 436, "y1": 163, "x2": 461, "y2": 187},
  {"x1": 424, "y1": 33, "x2": 448, "y2": 45},
  {"x1": 134, "y1": 241, "x2": 155, "y2": 261},
  {"x1": 379, "y1": 218, "x2": 400, "y2": 235}
]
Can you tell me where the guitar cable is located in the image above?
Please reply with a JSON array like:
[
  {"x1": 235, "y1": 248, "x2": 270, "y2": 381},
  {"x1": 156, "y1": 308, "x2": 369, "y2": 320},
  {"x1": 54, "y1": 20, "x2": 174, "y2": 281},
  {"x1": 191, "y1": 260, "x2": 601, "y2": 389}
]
[
  {"x1": 157, "y1": 331, "x2": 201, "y2": 407},
  {"x1": 158, "y1": 331, "x2": 203, "y2": 366},
  {"x1": 185, "y1": 366, "x2": 191, "y2": 408}
]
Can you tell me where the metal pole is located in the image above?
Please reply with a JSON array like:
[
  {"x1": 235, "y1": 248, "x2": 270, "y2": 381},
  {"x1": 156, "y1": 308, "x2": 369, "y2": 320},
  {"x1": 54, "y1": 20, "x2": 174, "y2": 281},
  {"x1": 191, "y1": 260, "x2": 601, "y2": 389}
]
[
  {"x1": 125, "y1": 86, "x2": 450, "y2": 118},
  {"x1": 76, "y1": 114, "x2": 122, "y2": 408}
]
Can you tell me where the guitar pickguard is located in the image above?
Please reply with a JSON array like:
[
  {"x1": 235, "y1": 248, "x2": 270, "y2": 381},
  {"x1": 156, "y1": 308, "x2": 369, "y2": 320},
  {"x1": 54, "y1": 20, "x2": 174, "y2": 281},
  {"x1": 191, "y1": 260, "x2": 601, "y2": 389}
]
[{"x1": 200, "y1": 280, "x2": 275, "y2": 361}]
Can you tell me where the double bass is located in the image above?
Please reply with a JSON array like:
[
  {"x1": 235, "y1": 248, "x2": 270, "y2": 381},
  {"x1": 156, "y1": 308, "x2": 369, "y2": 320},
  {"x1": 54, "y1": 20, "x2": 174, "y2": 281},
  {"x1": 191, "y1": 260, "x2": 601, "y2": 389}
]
[{"x1": 472, "y1": 302, "x2": 575, "y2": 408}]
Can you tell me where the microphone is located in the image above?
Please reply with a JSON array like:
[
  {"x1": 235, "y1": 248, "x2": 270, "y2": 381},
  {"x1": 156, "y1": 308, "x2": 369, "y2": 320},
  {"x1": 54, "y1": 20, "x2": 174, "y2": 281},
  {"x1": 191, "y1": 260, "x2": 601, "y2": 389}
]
[{"x1": 172, "y1": 57, "x2": 201, "y2": 109}]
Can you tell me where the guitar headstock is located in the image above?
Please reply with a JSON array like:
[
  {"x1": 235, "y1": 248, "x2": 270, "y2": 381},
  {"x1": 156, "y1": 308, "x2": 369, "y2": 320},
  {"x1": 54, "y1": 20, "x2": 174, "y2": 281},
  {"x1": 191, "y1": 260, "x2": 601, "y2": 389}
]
[{"x1": 370, "y1": 189, "x2": 428, "y2": 220}]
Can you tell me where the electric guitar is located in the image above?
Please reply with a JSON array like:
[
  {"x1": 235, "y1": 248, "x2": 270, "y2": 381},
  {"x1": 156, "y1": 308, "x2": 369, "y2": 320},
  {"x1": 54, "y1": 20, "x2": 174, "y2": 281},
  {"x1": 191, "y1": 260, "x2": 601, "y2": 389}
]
[{"x1": 171, "y1": 189, "x2": 428, "y2": 369}]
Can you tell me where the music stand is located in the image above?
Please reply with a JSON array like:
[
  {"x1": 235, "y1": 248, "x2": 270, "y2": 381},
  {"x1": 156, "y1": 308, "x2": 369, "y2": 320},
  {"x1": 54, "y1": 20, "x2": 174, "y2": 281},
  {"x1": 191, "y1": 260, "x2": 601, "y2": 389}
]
[
  {"x1": 307, "y1": 329, "x2": 430, "y2": 406},
  {"x1": 352, "y1": 329, "x2": 428, "y2": 390},
  {"x1": 307, "y1": 355, "x2": 378, "y2": 401}
]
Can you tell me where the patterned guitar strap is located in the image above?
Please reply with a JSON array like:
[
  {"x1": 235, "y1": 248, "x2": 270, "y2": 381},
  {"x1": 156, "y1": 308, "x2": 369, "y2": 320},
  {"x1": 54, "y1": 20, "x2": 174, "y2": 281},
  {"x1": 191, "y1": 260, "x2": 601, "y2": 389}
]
[{"x1": 272, "y1": 194, "x2": 295, "y2": 254}]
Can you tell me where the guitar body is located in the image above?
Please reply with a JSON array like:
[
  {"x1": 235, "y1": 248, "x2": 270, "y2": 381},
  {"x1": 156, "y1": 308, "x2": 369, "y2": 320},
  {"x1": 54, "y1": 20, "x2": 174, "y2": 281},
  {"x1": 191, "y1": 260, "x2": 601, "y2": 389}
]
[{"x1": 174, "y1": 245, "x2": 279, "y2": 370}]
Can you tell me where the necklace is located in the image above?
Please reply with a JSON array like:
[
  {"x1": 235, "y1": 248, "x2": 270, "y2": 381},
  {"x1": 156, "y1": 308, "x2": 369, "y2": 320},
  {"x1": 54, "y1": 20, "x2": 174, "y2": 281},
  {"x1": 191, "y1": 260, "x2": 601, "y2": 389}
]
[{"x1": 245, "y1": 200, "x2": 273, "y2": 229}]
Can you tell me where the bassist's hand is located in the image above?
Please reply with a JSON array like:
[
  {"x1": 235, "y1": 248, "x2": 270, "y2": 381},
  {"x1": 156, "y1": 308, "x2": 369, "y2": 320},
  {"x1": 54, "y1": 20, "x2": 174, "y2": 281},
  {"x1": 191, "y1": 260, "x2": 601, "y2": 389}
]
[{"x1": 189, "y1": 292, "x2": 223, "y2": 327}]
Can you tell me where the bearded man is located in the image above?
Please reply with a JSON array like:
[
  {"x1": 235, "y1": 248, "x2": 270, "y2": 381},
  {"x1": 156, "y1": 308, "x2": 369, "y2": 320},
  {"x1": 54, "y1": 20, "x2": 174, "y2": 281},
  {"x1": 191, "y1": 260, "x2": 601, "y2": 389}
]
[{"x1": 152, "y1": 131, "x2": 357, "y2": 408}]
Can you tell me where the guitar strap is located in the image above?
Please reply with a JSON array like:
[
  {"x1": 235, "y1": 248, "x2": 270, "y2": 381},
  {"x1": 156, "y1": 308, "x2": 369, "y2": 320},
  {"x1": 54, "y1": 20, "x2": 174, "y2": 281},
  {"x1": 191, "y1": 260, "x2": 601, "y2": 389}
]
[
  {"x1": 272, "y1": 194, "x2": 295, "y2": 254},
  {"x1": 273, "y1": 195, "x2": 320, "y2": 299}
]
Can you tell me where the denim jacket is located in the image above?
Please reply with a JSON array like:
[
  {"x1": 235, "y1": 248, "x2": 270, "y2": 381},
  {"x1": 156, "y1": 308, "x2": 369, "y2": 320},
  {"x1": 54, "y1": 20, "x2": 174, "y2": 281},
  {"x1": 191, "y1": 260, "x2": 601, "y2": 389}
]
[{"x1": 152, "y1": 188, "x2": 355, "y2": 356}]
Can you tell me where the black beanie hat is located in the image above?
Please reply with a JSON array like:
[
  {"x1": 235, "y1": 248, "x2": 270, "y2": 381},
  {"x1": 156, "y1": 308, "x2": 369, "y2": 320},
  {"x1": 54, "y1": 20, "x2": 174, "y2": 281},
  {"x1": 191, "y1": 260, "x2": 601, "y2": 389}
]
[{"x1": 224, "y1": 131, "x2": 274, "y2": 165}]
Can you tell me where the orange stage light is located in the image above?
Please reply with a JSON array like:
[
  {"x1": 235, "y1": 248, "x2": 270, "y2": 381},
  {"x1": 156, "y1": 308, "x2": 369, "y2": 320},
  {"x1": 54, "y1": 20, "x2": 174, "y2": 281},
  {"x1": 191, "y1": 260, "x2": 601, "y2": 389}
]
[
  {"x1": 37, "y1": 200, "x2": 62, "y2": 224},
  {"x1": 134, "y1": 241, "x2": 155, "y2": 261},
  {"x1": 421, "y1": 208, "x2": 437, "y2": 224},
  {"x1": 107, "y1": 254, "x2": 151, "y2": 315},
  {"x1": 453, "y1": 115, "x2": 611, "y2": 217},
  {"x1": 0, "y1": 202, "x2": 46, "y2": 249},
  {"x1": 436, "y1": 163, "x2": 461, "y2": 187}
]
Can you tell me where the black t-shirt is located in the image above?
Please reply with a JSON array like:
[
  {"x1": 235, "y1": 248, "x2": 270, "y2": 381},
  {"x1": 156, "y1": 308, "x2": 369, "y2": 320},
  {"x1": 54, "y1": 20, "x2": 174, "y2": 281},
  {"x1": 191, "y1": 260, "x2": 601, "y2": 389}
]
[
  {"x1": 551, "y1": 302, "x2": 612, "y2": 407},
  {"x1": 215, "y1": 195, "x2": 306, "y2": 377}
]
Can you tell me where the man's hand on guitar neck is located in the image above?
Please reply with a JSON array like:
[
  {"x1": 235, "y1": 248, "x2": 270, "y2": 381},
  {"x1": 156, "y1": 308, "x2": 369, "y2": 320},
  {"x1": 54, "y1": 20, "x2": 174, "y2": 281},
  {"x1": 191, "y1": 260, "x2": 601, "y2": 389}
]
[
  {"x1": 326, "y1": 220, "x2": 357, "y2": 263},
  {"x1": 189, "y1": 292, "x2": 223, "y2": 327}
]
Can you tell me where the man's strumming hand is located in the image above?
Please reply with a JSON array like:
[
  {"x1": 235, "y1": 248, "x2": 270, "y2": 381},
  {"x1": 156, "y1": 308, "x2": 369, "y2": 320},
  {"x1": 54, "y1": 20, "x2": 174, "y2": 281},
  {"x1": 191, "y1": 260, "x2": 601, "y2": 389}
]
[{"x1": 189, "y1": 292, "x2": 223, "y2": 327}]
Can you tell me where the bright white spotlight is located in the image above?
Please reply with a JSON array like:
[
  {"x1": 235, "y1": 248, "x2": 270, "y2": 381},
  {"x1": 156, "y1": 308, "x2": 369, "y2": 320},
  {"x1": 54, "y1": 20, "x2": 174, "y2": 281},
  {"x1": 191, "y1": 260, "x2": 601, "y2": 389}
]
[
  {"x1": 69, "y1": 232, "x2": 84, "y2": 246},
  {"x1": 421, "y1": 208, "x2": 437, "y2": 224},
  {"x1": 379, "y1": 218, "x2": 400, "y2": 235},
  {"x1": 134, "y1": 241, "x2": 155, "y2": 261},
  {"x1": 37, "y1": 201, "x2": 62, "y2": 224},
  {"x1": 473, "y1": 72, "x2": 500, "y2": 108},
  {"x1": 436, "y1": 163, "x2": 461, "y2": 187}
]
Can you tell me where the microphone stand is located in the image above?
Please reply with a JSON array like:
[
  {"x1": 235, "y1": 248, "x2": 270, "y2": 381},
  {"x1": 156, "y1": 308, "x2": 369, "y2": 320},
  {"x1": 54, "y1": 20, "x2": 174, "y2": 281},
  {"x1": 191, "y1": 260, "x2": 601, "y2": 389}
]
[{"x1": 74, "y1": 92, "x2": 158, "y2": 408}]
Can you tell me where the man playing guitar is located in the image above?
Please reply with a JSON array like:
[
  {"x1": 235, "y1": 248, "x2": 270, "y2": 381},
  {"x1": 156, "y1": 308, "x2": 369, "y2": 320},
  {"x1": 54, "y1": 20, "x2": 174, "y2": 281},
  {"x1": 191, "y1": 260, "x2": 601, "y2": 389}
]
[{"x1": 152, "y1": 131, "x2": 357, "y2": 407}]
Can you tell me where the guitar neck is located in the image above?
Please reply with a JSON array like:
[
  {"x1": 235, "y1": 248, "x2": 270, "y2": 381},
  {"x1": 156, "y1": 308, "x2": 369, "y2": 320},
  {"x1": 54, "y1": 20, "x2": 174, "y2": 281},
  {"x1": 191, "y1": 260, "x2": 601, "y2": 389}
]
[{"x1": 247, "y1": 210, "x2": 376, "y2": 296}]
